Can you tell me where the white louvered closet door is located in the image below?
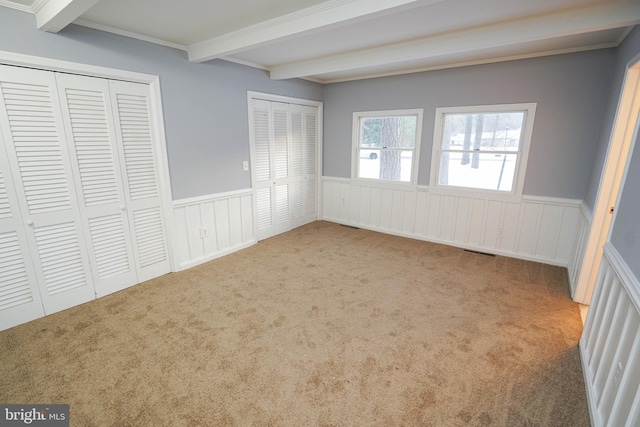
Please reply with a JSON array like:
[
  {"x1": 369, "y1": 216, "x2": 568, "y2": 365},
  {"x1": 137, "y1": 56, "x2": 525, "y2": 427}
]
[
  {"x1": 252, "y1": 99, "x2": 274, "y2": 240},
  {"x1": 289, "y1": 106, "x2": 305, "y2": 228},
  {"x1": 109, "y1": 80, "x2": 170, "y2": 282},
  {"x1": 0, "y1": 65, "x2": 95, "y2": 315},
  {"x1": 272, "y1": 102, "x2": 291, "y2": 236},
  {"x1": 55, "y1": 73, "x2": 137, "y2": 297},
  {"x1": 251, "y1": 98, "x2": 319, "y2": 241},
  {"x1": 290, "y1": 104, "x2": 319, "y2": 228},
  {"x1": 0, "y1": 131, "x2": 45, "y2": 330},
  {"x1": 303, "y1": 106, "x2": 319, "y2": 224},
  {"x1": 252, "y1": 100, "x2": 291, "y2": 240}
]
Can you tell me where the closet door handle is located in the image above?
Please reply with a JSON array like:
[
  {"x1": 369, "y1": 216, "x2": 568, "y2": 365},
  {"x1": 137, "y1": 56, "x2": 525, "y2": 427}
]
[
  {"x1": 119, "y1": 205, "x2": 126, "y2": 211},
  {"x1": 26, "y1": 219, "x2": 34, "y2": 227}
]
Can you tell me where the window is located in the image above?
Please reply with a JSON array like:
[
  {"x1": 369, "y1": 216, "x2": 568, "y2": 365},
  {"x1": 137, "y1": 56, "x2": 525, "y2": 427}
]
[
  {"x1": 352, "y1": 109, "x2": 423, "y2": 184},
  {"x1": 431, "y1": 103, "x2": 536, "y2": 196}
]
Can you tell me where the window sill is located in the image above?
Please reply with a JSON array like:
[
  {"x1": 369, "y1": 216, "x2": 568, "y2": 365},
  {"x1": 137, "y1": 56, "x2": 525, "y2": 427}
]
[
  {"x1": 428, "y1": 185, "x2": 523, "y2": 202},
  {"x1": 352, "y1": 178, "x2": 417, "y2": 190}
]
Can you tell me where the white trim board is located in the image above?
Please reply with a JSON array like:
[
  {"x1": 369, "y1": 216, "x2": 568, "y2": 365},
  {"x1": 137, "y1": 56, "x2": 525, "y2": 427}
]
[
  {"x1": 0, "y1": 49, "x2": 161, "y2": 84},
  {"x1": 247, "y1": 90, "x2": 323, "y2": 107}
]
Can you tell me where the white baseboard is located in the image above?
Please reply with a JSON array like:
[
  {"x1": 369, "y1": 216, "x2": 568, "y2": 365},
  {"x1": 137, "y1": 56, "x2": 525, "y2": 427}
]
[{"x1": 178, "y1": 240, "x2": 256, "y2": 270}]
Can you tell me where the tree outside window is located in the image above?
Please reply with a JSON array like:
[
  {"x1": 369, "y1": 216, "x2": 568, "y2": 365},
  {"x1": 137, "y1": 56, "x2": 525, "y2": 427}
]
[
  {"x1": 432, "y1": 104, "x2": 536, "y2": 196},
  {"x1": 353, "y1": 109, "x2": 423, "y2": 184}
]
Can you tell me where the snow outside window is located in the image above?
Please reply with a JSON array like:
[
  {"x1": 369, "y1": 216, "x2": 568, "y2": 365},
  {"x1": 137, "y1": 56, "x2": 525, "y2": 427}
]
[
  {"x1": 352, "y1": 109, "x2": 423, "y2": 184},
  {"x1": 431, "y1": 104, "x2": 536, "y2": 197}
]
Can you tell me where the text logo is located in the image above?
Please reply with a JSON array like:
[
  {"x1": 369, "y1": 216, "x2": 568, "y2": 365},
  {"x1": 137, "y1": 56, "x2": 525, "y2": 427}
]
[{"x1": 0, "y1": 405, "x2": 68, "y2": 427}]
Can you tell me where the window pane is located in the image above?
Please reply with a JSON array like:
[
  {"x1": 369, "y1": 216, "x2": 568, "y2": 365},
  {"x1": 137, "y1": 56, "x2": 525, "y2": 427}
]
[
  {"x1": 442, "y1": 112, "x2": 524, "y2": 152},
  {"x1": 360, "y1": 116, "x2": 417, "y2": 149},
  {"x1": 359, "y1": 149, "x2": 412, "y2": 182},
  {"x1": 438, "y1": 152, "x2": 517, "y2": 191}
]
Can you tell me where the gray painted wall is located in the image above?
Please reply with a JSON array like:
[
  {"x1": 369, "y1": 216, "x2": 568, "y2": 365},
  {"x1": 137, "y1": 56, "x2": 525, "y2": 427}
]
[
  {"x1": 0, "y1": 7, "x2": 323, "y2": 200},
  {"x1": 323, "y1": 50, "x2": 615, "y2": 199},
  {"x1": 583, "y1": 26, "x2": 640, "y2": 211}
]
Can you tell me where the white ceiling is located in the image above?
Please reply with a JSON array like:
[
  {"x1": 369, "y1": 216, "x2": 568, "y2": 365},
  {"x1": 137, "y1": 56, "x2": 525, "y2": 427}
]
[{"x1": 3, "y1": 0, "x2": 640, "y2": 83}]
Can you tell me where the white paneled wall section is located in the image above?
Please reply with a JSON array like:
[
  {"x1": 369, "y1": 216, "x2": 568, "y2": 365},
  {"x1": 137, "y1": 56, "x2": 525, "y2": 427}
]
[
  {"x1": 322, "y1": 177, "x2": 581, "y2": 266},
  {"x1": 568, "y1": 202, "x2": 593, "y2": 297},
  {"x1": 581, "y1": 243, "x2": 640, "y2": 427},
  {"x1": 172, "y1": 190, "x2": 255, "y2": 270}
]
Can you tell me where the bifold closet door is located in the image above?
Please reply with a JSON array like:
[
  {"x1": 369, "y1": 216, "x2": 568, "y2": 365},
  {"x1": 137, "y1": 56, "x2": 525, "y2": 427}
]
[
  {"x1": 251, "y1": 99, "x2": 319, "y2": 240},
  {"x1": 55, "y1": 73, "x2": 138, "y2": 297},
  {"x1": 58, "y1": 76, "x2": 170, "y2": 293},
  {"x1": 289, "y1": 104, "x2": 318, "y2": 228},
  {"x1": 252, "y1": 100, "x2": 290, "y2": 240},
  {"x1": 0, "y1": 64, "x2": 171, "y2": 329},
  {"x1": 0, "y1": 65, "x2": 95, "y2": 315},
  {"x1": 109, "y1": 80, "x2": 170, "y2": 283},
  {"x1": 0, "y1": 134, "x2": 45, "y2": 330},
  {"x1": 252, "y1": 99, "x2": 274, "y2": 240}
]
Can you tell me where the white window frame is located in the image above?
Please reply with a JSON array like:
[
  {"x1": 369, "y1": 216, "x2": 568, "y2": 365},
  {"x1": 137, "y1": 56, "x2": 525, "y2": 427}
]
[
  {"x1": 351, "y1": 109, "x2": 424, "y2": 186},
  {"x1": 430, "y1": 103, "x2": 536, "y2": 199}
]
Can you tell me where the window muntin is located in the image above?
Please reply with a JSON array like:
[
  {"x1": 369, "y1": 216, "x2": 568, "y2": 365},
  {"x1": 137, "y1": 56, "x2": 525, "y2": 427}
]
[
  {"x1": 353, "y1": 110, "x2": 423, "y2": 184},
  {"x1": 432, "y1": 104, "x2": 535, "y2": 195}
]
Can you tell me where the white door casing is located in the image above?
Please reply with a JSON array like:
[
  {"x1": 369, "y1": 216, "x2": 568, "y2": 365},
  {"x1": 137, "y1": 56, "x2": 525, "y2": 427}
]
[{"x1": 574, "y1": 54, "x2": 640, "y2": 304}]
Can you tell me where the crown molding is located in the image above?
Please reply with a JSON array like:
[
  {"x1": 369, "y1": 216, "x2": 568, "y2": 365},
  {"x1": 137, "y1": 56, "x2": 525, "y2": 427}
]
[
  {"x1": 0, "y1": 0, "x2": 32, "y2": 12},
  {"x1": 73, "y1": 19, "x2": 188, "y2": 51},
  {"x1": 30, "y1": 0, "x2": 47, "y2": 13}
]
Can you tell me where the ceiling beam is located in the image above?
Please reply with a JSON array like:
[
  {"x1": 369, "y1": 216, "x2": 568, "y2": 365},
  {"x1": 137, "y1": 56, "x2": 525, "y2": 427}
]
[
  {"x1": 187, "y1": 0, "x2": 439, "y2": 63},
  {"x1": 269, "y1": 0, "x2": 640, "y2": 80},
  {"x1": 36, "y1": 0, "x2": 102, "y2": 33}
]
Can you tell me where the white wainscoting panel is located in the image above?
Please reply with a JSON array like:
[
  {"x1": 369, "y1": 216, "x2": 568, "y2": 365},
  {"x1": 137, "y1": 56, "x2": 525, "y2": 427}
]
[
  {"x1": 568, "y1": 202, "x2": 593, "y2": 296},
  {"x1": 581, "y1": 243, "x2": 640, "y2": 427},
  {"x1": 173, "y1": 190, "x2": 255, "y2": 270},
  {"x1": 322, "y1": 178, "x2": 581, "y2": 266}
]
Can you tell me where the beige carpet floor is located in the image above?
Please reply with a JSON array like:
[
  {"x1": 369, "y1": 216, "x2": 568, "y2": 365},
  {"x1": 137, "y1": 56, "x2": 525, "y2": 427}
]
[{"x1": 0, "y1": 221, "x2": 589, "y2": 426}]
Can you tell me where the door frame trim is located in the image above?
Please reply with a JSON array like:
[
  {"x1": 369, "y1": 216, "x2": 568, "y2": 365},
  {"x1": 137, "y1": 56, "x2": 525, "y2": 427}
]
[
  {"x1": 0, "y1": 49, "x2": 177, "y2": 272},
  {"x1": 574, "y1": 52, "x2": 640, "y2": 304}
]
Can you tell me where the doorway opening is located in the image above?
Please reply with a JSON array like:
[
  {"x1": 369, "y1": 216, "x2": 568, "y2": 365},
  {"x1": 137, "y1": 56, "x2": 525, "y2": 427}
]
[{"x1": 573, "y1": 54, "x2": 640, "y2": 305}]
